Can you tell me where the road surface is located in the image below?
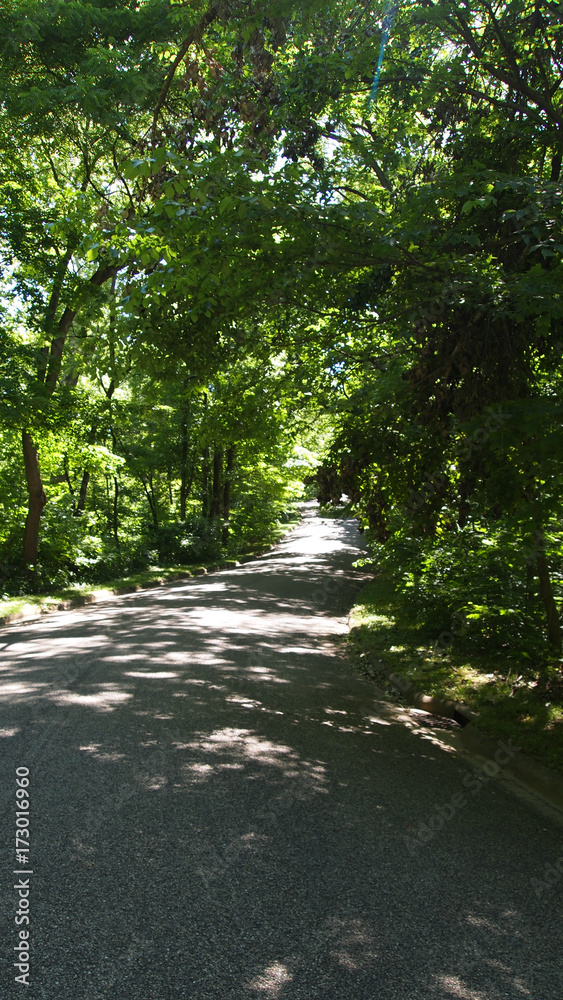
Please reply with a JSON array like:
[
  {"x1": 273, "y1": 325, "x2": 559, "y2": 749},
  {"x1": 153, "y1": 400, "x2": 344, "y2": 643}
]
[{"x1": 0, "y1": 505, "x2": 562, "y2": 998}]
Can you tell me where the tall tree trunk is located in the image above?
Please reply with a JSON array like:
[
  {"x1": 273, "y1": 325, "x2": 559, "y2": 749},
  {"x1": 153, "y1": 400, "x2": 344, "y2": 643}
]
[
  {"x1": 143, "y1": 476, "x2": 159, "y2": 529},
  {"x1": 22, "y1": 431, "x2": 47, "y2": 567},
  {"x1": 222, "y1": 447, "x2": 234, "y2": 544},
  {"x1": 63, "y1": 453, "x2": 75, "y2": 509},
  {"x1": 167, "y1": 465, "x2": 174, "y2": 509},
  {"x1": 21, "y1": 261, "x2": 120, "y2": 567},
  {"x1": 113, "y1": 476, "x2": 120, "y2": 545},
  {"x1": 534, "y1": 531, "x2": 562, "y2": 652},
  {"x1": 180, "y1": 462, "x2": 194, "y2": 521},
  {"x1": 525, "y1": 559, "x2": 535, "y2": 611},
  {"x1": 75, "y1": 470, "x2": 90, "y2": 516},
  {"x1": 44, "y1": 264, "x2": 118, "y2": 390},
  {"x1": 180, "y1": 414, "x2": 190, "y2": 520},
  {"x1": 210, "y1": 448, "x2": 223, "y2": 519},
  {"x1": 75, "y1": 420, "x2": 97, "y2": 517},
  {"x1": 201, "y1": 447, "x2": 210, "y2": 518},
  {"x1": 106, "y1": 475, "x2": 113, "y2": 532}
]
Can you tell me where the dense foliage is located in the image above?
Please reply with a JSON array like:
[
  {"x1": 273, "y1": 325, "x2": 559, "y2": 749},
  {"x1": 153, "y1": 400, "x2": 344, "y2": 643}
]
[{"x1": 0, "y1": 0, "x2": 562, "y2": 689}]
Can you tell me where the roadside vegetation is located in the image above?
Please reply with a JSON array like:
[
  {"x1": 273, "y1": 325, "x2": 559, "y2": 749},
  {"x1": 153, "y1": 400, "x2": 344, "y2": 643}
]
[
  {"x1": 1, "y1": 1, "x2": 562, "y2": 770},
  {"x1": 348, "y1": 566, "x2": 563, "y2": 775},
  {"x1": 0, "y1": 509, "x2": 299, "y2": 624}
]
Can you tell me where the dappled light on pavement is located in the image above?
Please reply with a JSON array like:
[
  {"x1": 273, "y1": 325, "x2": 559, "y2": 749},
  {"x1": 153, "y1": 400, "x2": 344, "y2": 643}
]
[{"x1": 0, "y1": 506, "x2": 561, "y2": 998}]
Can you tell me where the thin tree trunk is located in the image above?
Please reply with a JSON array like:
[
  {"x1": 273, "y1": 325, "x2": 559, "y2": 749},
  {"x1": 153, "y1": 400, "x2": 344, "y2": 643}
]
[
  {"x1": 63, "y1": 453, "x2": 75, "y2": 509},
  {"x1": 22, "y1": 431, "x2": 47, "y2": 567},
  {"x1": 75, "y1": 470, "x2": 90, "y2": 516},
  {"x1": 75, "y1": 421, "x2": 97, "y2": 517},
  {"x1": 168, "y1": 466, "x2": 174, "y2": 508},
  {"x1": 143, "y1": 476, "x2": 159, "y2": 529},
  {"x1": 535, "y1": 531, "x2": 562, "y2": 652},
  {"x1": 180, "y1": 463, "x2": 194, "y2": 521},
  {"x1": 525, "y1": 560, "x2": 535, "y2": 611},
  {"x1": 210, "y1": 448, "x2": 223, "y2": 519},
  {"x1": 222, "y1": 447, "x2": 234, "y2": 544},
  {"x1": 106, "y1": 475, "x2": 112, "y2": 529},
  {"x1": 45, "y1": 264, "x2": 118, "y2": 390},
  {"x1": 41, "y1": 244, "x2": 74, "y2": 375},
  {"x1": 113, "y1": 476, "x2": 120, "y2": 545},
  {"x1": 180, "y1": 414, "x2": 190, "y2": 520},
  {"x1": 201, "y1": 447, "x2": 210, "y2": 518}
]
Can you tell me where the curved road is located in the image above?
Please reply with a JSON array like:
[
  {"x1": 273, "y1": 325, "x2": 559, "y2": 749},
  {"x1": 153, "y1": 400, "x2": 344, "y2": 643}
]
[{"x1": 0, "y1": 506, "x2": 562, "y2": 999}]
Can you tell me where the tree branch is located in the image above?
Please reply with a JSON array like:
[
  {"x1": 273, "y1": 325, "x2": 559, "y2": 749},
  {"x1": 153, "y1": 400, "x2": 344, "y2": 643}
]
[
  {"x1": 45, "y1": 262, "x2": 123, "y2": 391},
  {"x1": 151, "y1": 5, "x2": 219, "y2": 145}
]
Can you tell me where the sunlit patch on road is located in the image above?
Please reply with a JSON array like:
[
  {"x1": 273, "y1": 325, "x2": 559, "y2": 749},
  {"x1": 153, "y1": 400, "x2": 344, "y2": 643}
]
[{"x1": 247, "y1": 960, "x2": 293, "y2": 994}]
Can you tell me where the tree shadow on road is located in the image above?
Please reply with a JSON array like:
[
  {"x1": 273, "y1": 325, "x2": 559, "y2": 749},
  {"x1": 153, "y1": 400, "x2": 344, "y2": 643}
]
[{"x1": 0, "y1": 529, "x2": 560, "y2": 999}]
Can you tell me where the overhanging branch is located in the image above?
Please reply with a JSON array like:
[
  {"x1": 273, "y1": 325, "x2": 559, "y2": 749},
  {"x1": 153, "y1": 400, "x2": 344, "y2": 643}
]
[{"x1": 151, "y1": 5, "x2": 219, "y2": 145}]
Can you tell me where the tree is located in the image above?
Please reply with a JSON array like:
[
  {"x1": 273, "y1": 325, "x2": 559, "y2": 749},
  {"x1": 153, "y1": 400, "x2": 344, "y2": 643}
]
[
  {"x1": 308, "y1": 0, "x2": 563, "y2": 653},
  {"x1": 2, "y1": 0, "x2": 562, "y2": 669},
  {"x1": 0, "y1": 0, "x2": 339, "y2": 567}
]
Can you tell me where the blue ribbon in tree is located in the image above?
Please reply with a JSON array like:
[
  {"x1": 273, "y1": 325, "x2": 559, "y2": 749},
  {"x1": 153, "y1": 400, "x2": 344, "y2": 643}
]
[{"x1": 368, "y1": 0, "x2": 399, "y2": 107}]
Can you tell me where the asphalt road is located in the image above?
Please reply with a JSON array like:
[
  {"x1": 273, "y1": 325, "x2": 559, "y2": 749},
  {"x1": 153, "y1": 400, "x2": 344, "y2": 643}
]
[{"x1": 0, "y1": 505, "x2": 562, "y2": 999}]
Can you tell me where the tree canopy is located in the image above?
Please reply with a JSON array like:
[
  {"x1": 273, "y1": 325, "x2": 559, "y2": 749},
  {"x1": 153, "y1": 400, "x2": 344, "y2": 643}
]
[{"x1": 1, "y1": 0, "x2": 562, "y2": 678}]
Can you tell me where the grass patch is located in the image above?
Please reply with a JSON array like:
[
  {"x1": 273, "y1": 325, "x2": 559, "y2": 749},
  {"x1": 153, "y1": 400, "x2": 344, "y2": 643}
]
[
  {"x1": 349, "y1": 574, "x2": 563, "y2": 776},
  {"x1": 0, "y1": 561, "x2": 248, "y2": 623},
  {"x1": 0, "y1": 566, "x2": 199, "y2": 622},
  {"x1": 0, "y1": 516, "x2": 303, "y2": 625}
]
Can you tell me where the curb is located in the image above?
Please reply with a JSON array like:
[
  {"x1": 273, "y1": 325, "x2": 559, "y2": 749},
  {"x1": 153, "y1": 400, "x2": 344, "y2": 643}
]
[
  {"x1": 0, "y1": 528, "x2": 291, "y2": 629},
  {"x1": 0, "y1": 577, "x2": 189, "y2": 628},
  {"x1": 356, "y1": 653, "x2": 563, "y2": 815},
  {"x1": 387, "y1": 670, "x2": 478, "y2": 726},
  {"x1": 0, "y1": 563, "x2": 245, "y2": 630},
  {"x1": 354, "y1": 652, "x2": 478, "y2": 726},
  {"x1": 459, "y1": 723, "x2": 563, "y2": 814}
]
